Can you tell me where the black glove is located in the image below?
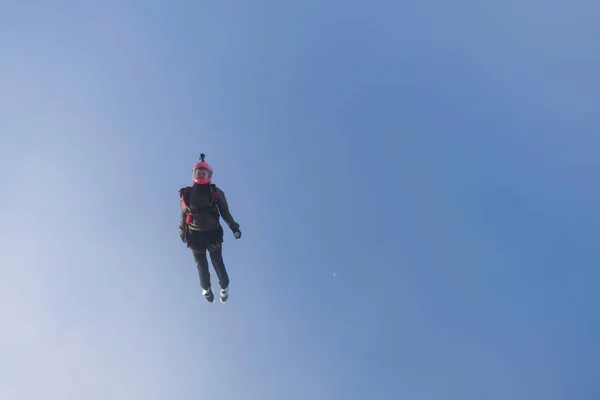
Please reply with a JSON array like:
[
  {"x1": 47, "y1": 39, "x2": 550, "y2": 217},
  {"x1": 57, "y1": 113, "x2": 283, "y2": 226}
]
[{"x1": 233, "y1": 229, "x2": 241, "y2": 239}]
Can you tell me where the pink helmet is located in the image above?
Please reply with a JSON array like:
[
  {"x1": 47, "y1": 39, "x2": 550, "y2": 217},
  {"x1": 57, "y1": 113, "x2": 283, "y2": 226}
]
[{"x1": 192, "y1": 153, "x2": 213, "y2": 184}]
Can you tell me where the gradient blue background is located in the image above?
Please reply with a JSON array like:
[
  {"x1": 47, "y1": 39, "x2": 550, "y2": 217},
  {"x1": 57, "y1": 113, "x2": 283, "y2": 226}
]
[{"x1": 1, "y1": 1, "x2": 599, "y2": 399}]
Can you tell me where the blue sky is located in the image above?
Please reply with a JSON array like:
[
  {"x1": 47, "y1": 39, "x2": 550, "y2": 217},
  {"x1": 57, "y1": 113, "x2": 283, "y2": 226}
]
[{"x1": 1, "y1": 1, "x2": 599, "y2": 399}]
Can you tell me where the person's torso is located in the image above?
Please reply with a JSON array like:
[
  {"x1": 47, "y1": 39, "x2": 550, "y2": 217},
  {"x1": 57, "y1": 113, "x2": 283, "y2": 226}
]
[{"x1": 186, "y1": 184, "x2": 221, "y2": 231}]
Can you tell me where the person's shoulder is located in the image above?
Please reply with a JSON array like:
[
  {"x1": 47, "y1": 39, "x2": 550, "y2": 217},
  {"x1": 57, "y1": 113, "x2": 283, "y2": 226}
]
[
  {"x1": 211, "y1": 183, "x2": 227, "y2": 197},
  {"x1": 179, "y1": 186, "x2": 192, "y2": 196}
]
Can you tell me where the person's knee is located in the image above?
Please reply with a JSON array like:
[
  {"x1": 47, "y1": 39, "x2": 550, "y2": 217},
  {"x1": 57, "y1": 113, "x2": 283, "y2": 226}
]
[{"x1": 192, "y1": 251, "x2": 208, "y2": 265}]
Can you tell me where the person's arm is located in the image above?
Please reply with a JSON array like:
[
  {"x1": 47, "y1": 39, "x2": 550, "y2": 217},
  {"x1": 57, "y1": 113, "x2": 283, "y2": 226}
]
[
  {"x1": 178, "y1": 187, "x2": 190, "y2": 239},
  {"x1": 215, "y1": 187, "x2": 240, "y2": 232}
]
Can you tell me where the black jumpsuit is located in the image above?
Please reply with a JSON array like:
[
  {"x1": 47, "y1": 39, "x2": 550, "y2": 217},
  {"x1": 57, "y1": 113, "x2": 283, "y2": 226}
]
[{"x1": 179, "y1": 183, "x2": 240, "y2": 291}]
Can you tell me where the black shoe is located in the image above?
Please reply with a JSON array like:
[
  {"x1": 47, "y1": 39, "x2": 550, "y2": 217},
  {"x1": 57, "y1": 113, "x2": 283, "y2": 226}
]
[
  {"x1": 220, "y1": 287, "x2": 229, "y2": 303},
  {"x1": 202, "y1": 288, "x2": 214, "y2": 303}
]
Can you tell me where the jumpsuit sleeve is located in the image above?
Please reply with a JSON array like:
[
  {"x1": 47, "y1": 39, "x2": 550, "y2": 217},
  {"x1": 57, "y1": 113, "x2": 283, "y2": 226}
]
[
  {"x1": 215, "y1": 187, "x2": 240, "y2": 231},
  {"x1": 179, "y1": 187, "x2": 189, "y2": 227}
]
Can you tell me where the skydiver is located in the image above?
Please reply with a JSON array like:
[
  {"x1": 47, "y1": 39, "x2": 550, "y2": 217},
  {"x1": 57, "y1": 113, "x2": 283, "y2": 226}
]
[{"x1": 178, "y1": 154, "x2": 242, "y2": 303}]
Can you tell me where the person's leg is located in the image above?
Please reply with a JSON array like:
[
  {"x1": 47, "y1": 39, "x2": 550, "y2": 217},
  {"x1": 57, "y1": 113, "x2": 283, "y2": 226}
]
[
  {"x1": 207, "y1": 242, "x2": 229, "y2": 291},
  {"x1": 189, "y1": 240, "x2": 214, "y2": 302}
]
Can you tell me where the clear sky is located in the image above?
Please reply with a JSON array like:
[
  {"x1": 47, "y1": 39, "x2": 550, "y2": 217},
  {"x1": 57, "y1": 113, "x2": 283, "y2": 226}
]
[{"x1": 1, "y1": 1, "x2": 599, "y2": 399}]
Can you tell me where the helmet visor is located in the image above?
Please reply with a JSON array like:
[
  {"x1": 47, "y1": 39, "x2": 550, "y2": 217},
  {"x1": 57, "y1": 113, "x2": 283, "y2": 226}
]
[{"x1": 193, "y1": 167, "x2": 212, "y2": 180}]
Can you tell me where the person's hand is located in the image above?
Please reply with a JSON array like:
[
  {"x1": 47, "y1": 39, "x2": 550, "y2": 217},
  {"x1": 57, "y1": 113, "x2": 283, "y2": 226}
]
[
  {"x1": 233, "y1": 229, "x2": 241, "y2": 239},
  {"x1": 179, "y1": 225, "x2": 188, "y2": 243}
]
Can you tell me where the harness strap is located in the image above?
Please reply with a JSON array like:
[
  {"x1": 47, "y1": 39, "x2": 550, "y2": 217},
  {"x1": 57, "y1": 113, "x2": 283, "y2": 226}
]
[{"x1": 180, "y1": 185, "x2": 219, "y2": 224}]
